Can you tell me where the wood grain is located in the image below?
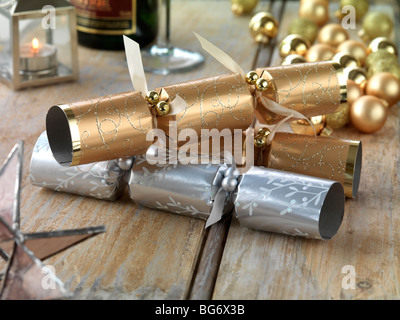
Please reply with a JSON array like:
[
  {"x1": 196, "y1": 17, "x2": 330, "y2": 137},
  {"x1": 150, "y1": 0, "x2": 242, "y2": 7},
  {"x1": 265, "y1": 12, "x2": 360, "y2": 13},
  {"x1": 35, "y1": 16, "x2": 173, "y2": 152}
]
[{"x1": 212, "y1": 0, "x2": 400, "y2": 300}]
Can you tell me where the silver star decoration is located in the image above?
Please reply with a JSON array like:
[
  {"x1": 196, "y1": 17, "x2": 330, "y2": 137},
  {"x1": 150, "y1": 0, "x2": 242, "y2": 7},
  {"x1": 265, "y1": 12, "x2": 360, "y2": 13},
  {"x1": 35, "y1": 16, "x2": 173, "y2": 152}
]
[{"x1": 0, "y1": 142, "x2": 106, "y2": 300}]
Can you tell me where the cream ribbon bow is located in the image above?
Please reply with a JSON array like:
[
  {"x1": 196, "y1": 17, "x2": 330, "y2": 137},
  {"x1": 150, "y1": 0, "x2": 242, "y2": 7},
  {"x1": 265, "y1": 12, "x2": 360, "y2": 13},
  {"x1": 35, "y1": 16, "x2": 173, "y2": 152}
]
[{"x1": 194, "y1": 33, "x2": 315, "y2": 143}]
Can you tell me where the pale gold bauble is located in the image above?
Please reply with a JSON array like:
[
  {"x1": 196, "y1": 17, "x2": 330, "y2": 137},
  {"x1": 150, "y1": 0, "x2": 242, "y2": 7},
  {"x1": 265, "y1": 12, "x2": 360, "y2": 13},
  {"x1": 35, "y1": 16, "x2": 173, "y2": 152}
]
[
  {"x1": 361, "y1": 12, "x2": 393, "y2": 41},
  {"x1": 366, "y1": 72, "x2": 400, "y2": 107},
  {"x1": 343, "y1": 66, "x2": 368, "y2": 91},
  {"x1": 367, "y1": 37, "x2": 398, "y2": 56},
  {"x1": 288, "y1": 17, "x2": 319, "y2": 44},
  {"x1": 299, "y1": 0, "x2": 329, "y2": 27},
  {"x1": 249, "y1": 11, "x2": 279, "y2": 44},
  {"x1": 367, "y1": 60, "x2": 400, "y2": 80},
  {"x1": 279, "y1": 34, "x2": 310, "y2": 58},
  {"x1": 326, "y1": 103, "x2": 350, "y2": 129},
  {"x1": 350, "y1": 95, "x2": 388, "y2": 133},
  {"x1": 339, "y1": 0, "x2": 369, "y2": 21},
  {"x1": 305, "y1": 43, "x2": 336, "y2": 62},
  {"x1": 281, "y1": 54, "x2": 307, "y2": 65},
  {"x1": 337, "y1": 40, "x2": 367, "y2": 66},
  {"x1": 231, "y1": 0, "x2": 259, "y2": 15},
  {"x1": 347, "y1": 80, "x2": 364, "y2": 106},
  {"x1": 318, "y1": 23, "x2": 349, "y2": 47},
  {"x1": 333, "y1": 52, "x2": 359, "y2": 68},
  {"x1": 365, "y1": 50, "x2": 399, "y2": 70}
]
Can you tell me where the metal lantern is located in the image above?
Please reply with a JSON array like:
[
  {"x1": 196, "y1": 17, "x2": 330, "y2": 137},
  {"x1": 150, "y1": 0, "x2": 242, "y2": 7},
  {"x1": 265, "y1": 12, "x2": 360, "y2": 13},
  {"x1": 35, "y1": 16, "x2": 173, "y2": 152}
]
[{"x1": 0, "y1": 0, "x2": 79, "y2": 90}]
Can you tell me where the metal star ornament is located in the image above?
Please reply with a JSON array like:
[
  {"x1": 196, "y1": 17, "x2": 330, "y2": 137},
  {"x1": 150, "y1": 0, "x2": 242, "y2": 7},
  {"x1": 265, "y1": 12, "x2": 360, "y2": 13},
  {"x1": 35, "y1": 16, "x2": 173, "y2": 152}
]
[{"x1": 0, "y1": 142, "x2": 106, "y2": 300}]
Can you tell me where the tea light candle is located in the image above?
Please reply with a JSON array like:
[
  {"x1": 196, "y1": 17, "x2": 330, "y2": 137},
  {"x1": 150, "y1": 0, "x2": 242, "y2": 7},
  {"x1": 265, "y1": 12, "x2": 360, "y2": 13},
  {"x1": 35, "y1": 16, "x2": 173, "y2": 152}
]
[{"x1": 20, "y1": 38, "x2": 57, "y2": 77}]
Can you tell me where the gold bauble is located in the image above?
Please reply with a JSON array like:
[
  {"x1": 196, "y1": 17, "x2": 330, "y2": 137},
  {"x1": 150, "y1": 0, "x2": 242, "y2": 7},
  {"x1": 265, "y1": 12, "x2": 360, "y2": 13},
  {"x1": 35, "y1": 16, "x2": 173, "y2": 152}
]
[
  {"x1": 231, "y1": 0, "x2": 259, "y2": 16},
  {"x1": 343, "y1": 66, "x2": 368, "y2": 91},
  {"x1": 281, "y1": 54, "x2": 307, "y2": 65},
  {"x1": 337, "y1": 40, "x2": 367, "y2": 66},
  {"x1": 333, "y1": 52, "x2": 359, "y2": 68},
  {"x1": 361, "y1": 12, "x2": 393, "y2": 41},
  {"x1": 366, "y1": 72, "x2": 400, "y2": 107},
  {"x1": 156, "y1": 101, "x2": 170, "y2": 116},
  {"x1": 347, "y1": 80, "x2": 364, "y2": 106},
  {"x1": 299, "y1": 0, "x2": 329, "y2": 27},
  {"x1": 249, "y1": 11, "x2": 279, "y2": 44},
  {"x1": 326, "y1": 103, "x2": 350, "y2": 129},
  {"x1": 339, "y1": 0, "x2": 369, "y2": 21},
  {"x1": 279, "y1": 34, "x2": 310, "y2": 58},
  {"x1": 367, "y1": 37, "x2": 398, "y2": 56},
  {"x1": 290, "y1": 115, "x2": 326, "y2": 136},
  {"x1": 365, "y1": 50, "x2": 399, "y2": 70},
  {"x1": 318, "y1": 23, "x2": 349, "y2": 47},
  {"x1": 305, "y1": 43, "x2": 336, "y2": 62},
  {"x1": 350, "y1": 96, "x2": 388, "y2": 133},
  {"x1": 288, "y1": 17, "x2": 319, "y2": 44},
  {"x1": 367, "y1": 60, "x2": 400, "y2": 80}
]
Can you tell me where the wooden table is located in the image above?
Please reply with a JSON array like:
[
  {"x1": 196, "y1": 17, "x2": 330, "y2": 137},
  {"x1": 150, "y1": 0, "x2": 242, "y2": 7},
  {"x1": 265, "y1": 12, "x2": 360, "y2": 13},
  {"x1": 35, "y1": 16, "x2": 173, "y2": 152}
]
[{"x1": 0, "y1": 0, "x2": 399, "y2": 300}]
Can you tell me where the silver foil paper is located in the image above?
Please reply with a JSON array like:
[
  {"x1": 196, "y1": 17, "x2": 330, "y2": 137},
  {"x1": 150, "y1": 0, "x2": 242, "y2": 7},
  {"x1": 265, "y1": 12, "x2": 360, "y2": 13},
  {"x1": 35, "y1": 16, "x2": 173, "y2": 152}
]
[
  {"x1": 127, "y1": 156, "x2": 233, "y2": 220},
  {"x1": 29, "y1": 132, "x2": 125, "y2": 201},
  {"x1": 233, "y1": 167, "x2": 345, "y2": 240}
]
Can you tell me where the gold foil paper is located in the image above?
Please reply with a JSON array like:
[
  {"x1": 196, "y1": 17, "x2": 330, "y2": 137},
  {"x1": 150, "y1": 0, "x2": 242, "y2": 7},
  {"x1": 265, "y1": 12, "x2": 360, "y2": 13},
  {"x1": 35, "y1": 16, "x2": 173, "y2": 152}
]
[
  {"x1": 264, "y1": 132, "x2": 362, "y2": 198},
  {"x1": 46, "y1": 91, "x2": 154, "y2": 166},
  {"x1": 255, "y1": 61, "x2": 347, "y2": 124}
]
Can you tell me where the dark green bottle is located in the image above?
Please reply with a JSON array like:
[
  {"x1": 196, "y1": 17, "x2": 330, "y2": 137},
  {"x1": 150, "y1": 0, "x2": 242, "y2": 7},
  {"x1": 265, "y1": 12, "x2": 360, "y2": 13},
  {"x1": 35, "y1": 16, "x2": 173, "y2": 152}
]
[{"x1": 70, "y1": 0, "x2": 158, "y2": 50}]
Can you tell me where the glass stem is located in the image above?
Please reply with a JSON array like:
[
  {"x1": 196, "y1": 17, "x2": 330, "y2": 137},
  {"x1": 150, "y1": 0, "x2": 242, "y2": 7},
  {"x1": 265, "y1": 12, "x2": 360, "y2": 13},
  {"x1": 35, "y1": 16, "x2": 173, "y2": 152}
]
[{"x1": 156, "y1": 0, "x2": 171, "y2": 49}]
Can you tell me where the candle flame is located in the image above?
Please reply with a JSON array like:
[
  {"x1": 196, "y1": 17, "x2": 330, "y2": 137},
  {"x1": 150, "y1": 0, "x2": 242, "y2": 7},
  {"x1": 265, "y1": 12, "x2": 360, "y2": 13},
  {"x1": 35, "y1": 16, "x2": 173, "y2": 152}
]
[{"x1": 31, "y1": 38, "x2": 39, "y2": 53}]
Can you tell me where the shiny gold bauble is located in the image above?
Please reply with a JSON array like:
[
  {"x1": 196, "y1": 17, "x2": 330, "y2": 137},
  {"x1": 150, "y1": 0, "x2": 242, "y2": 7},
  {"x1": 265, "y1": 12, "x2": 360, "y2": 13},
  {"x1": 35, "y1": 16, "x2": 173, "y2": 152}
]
[
  {"x1": 361, "y1": 12, "x2": 393, "y2": 41},
  {"x1": 279, "y1": 34, "x2": 310, "y2": 58},
  {"x1": 245, "y1": 70, "x2": 259, "y2": 85},
  {"x1": 339, "y1": 0, "x2": 369, "y2": 21},
  {"x1": 145, "y1": 91, "x2": 160, "y2": 105},
  {"x1": 343, "y1": 66, "x2": 368, "y2": 91},
  {"x1": 281, "y1": 54, "x2": 307, "y2": 65},
  {"x1": 318, "y1": 23, "x2": 349, "y2": 47},
  {"x1": 156, "y1": 101, "x2": 170, "y2": 116},
  {"x1": 231, "y1": 0, "x2": 259, "y2": 16},
  {"x1": 249, "y1": 11, "x2": 279, "y2": 44},
  {"x1": 333, "y1": 52, "x2": 359, "y2": 68},
  {"x1": 337, "y1": 40, "x2": 367, "y2": 66},
  {"x1": 288, "y1": 17, "x2": 319, "y2": 44},
  {"x1": 350, "y1": 96, "x2": 388, "y2": 133},
  {"x1": 367, "y1": 37, "x2": 398, "y2": 56},
  {"x1": 299, "y1": 0, "x2": 329, "y2": 27},
  {"x1": 365, "y1": 50, "x2": 399, "y2": 70},
  {"x1": 305, "y1": 43, "x2": 336, "y2": 62},
  {"x1": 326, "y1": 103, "x2": 350, "y2": 129},
  {"x1": 366, "y1": 72, "x2": 400, "y2": 107},
  {"x1": 255, "y1": 78, "x2": 269, "y2": 92},
  {"x1": 347, "y1": 80, "x2": 364, "y2": 106},
  {"x1": 290, "y1": 115, "x2": 326, "y2": 136}
]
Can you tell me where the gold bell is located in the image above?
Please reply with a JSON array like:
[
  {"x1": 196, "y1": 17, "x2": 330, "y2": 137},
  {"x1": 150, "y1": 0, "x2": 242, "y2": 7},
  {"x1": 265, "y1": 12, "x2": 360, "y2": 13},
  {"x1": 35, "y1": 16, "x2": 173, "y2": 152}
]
[
  {"x1": 279, "y1": 34, "x2": 310, "y2": 58},
  {"x1": 155, "y1": 101, "x2": 170, "y2": 116},
  {"x1": 255, "y1": 78, "x2": 269, "y2": 92},
  {"x1": 249, "y1": 11, "x2": 279, "y2": 44},
  {"x1": 257, "y1": 127, "x2": 271, "y2": 137},
  {"x1": 245, "y1": 71, "x2": 259, "y2": 85},
  {"x1": 145, "y1": 91, "x2": 160, "y2": 105},
  {"x1": 254, "y1": 127, "x2": 271, "y2": 149},
  {"x1": 367, "y1": 37, "x2": 398, "y2": 56}
]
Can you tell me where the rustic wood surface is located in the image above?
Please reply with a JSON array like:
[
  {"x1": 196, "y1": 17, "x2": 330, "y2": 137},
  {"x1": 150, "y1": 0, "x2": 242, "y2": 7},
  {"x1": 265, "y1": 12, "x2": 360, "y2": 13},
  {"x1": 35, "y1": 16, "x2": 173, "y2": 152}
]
[{"x1": 0, "y1": 0, "x2": 399, "y2": 300}]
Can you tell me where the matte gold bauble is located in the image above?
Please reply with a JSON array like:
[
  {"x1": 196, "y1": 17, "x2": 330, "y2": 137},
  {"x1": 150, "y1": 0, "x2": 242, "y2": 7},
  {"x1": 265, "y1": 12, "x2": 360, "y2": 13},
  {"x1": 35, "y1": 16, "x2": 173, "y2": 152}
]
[
  {"x1": 347, "y1": 80, "x2": 364, "y2": 106},
  {"x1": 290, "y1": 115, "x2": 326, "y2": 136},
  {"x1": 365, "y1": 50, "x2": 399, "y2": 70},
  {"x1": 288, "y1": 17, "x2": 319, "y2": 44},
  {"x1": 318, "y1": 23, "x2": 349, "y2": 47},
  {"x1": 337, "y1": 40, "x2": 367, "y2": 66},
  {"x1": 333, "y1": 52, "x2": 359, "y2": 68},
  {"x1": 249, "y1": 11, "x2": 279, "y2": 44},
  {"x1": 305, "y1": 43, "x2": 336, "y2": 62},
  {"x1": 231, "y1": 0, "x2": 259, "y2": 15},
  {"x1": 361, "y1": 12, "x2": 393, "y2": 41},
  {"x1": 279, "y1": 34, "x2": 310, "y2": 58},
  {"x1": 339, "y1": 0, "x2": 369, "y2": 21},
  {"x1": 299, "y1": 0, "x2": 329, "y2": 26},
  {"x1": 343, "y1": 66, "x2": 368, "y2": 90},
  {"x1": 350, "y1": 95, "x2": 388, "y2": 133},
  {"x1": 367, "y1": 60, "x2": 400, "y2": 80},
  {"x1": 326, "y1": 103, "x2": 350, "y2": 129},
  {"x1": 366, "y1": 72, "x2": 400, "y2": 107},
  {"x1": 367, "y1": 37, "x2": 398, "y2": 56},
  {"x1": 281, "y1": 54, "x2": 307, "y2": 65}
]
